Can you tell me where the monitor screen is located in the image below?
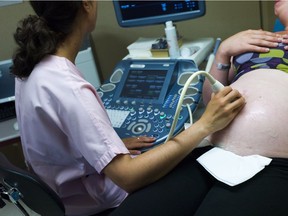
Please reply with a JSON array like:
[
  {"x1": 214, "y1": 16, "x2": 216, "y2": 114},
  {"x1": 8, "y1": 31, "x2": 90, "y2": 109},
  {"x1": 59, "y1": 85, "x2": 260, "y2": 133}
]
[
  {"x1": 0, "y1": 59, "x2": 15, "y2": 104},
  {"x1": 113, "y1": 0, "x2": 205, "y2": 27},
  {"x1": 120, "y1": 69, "x2": 167, "y2": 100}
]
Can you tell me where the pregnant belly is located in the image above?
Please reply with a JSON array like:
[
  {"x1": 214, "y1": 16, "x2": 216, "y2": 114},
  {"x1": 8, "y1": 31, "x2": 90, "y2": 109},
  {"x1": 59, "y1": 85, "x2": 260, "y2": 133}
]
[{"x1": 207, "y1": 69, "x2": 288, "y2": 158}]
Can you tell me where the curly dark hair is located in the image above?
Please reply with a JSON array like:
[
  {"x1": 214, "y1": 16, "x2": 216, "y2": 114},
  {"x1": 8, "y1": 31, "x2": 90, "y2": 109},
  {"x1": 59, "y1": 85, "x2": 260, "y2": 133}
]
[{"x1": 11, "y1": 1, "x2": 82, "y2": 79}]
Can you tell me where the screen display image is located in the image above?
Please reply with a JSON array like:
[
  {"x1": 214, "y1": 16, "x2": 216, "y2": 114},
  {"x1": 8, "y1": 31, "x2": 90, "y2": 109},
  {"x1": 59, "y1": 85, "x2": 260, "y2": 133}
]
[
  {"x1": 120, "y1": 69, "x2": 167, "y2": 100},
  {"x1": 0, "y1": 60, "x2": 15, "y2": 104},
  {"x1": 120, "y1": 1, "x2": 200, "y2": 20},
  {"x1": 113, "y1": 0, "x2": 205, "y2": 27}
]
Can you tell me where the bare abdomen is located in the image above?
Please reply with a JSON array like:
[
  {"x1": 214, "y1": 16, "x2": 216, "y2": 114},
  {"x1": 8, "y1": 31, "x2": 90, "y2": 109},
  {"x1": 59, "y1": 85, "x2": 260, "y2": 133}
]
[{"x1": 207, "y1": 69, "x2": 288, "y2": 158}]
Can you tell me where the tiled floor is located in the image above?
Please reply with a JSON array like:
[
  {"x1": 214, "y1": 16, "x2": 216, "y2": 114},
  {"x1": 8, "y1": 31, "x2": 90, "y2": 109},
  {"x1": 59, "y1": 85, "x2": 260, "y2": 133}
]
[{"x1": 0, "y1": 199, "x2": 40, "y2": 216}]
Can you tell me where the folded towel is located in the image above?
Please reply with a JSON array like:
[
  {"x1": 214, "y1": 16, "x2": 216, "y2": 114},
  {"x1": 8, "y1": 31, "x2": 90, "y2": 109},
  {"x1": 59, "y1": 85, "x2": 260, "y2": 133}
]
[{"x1": 197, "y1": 147, "x2": 272, "y2": 186}]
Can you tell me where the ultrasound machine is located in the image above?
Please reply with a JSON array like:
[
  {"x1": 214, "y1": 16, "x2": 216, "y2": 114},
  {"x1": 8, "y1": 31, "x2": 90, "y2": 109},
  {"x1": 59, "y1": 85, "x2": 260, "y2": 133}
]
[
  {"x1": 97, "y1": 0, "x2": 215, "y2": 151},
  {"x1": 0, "y1": 59, "x2": 15, "y2": 122},
  {"x1": 0, "y1": 59, "x2": 20, "y2": 143}
]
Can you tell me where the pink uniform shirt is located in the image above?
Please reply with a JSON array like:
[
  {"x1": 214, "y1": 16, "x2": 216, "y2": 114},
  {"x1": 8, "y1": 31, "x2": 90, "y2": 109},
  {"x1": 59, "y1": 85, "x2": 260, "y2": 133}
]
[{"x1": 15, "y1": 55, "x2": 129, "y2": 215}]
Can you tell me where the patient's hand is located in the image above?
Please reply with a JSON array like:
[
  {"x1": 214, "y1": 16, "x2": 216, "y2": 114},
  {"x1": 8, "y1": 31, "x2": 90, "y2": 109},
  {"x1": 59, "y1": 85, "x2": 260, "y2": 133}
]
[
  {"x1": 122, "y1": 136, "x2": 155, "y2": 155},
  {"x1": 220, "y1": 29, "x2": 282, "y2": 58},
  {"x1": 281, "y1": 34, "x2": 288, "y2": 50}
]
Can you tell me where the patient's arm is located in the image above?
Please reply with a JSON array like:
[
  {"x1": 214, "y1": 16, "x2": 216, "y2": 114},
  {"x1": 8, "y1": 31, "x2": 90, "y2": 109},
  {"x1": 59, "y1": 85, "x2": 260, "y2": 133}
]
[{"x1": 203, "y1": 30, "x2": 282, "y2": 105}]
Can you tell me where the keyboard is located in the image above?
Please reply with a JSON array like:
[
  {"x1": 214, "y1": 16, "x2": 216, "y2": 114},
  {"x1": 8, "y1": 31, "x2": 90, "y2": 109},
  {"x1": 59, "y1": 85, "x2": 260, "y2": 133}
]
[
  {"x1": 106, "y1": 109, "x2": 130, "y2": 128},
  {"x1": 0, "y1": 101, "x2": 16, "y2": 122}
]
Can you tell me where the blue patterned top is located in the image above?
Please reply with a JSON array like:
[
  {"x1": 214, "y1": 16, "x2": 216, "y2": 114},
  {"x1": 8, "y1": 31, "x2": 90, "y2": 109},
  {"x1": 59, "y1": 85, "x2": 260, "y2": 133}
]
[{"x1": 232, "y1": 43, "x2": 288, "y2": 82}]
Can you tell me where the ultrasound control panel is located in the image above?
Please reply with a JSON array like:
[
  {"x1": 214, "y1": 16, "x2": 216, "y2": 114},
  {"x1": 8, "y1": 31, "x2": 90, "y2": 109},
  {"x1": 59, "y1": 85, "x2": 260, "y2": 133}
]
[{"x1": 97, "y1": 59, "x2": 203, "y2": 151}]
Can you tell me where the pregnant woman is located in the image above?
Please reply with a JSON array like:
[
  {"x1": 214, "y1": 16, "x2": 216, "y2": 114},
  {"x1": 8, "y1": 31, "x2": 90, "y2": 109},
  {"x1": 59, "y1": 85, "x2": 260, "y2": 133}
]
[{"x1": 203, "y1": 30, "x2": 288, "y2": 158}]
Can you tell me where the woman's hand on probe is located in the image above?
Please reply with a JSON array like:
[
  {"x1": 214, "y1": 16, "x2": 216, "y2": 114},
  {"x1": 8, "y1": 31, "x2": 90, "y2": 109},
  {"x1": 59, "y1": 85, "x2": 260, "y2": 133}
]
[{"x1": 199, "y1": 86, "x2": 245, "y2": 134}]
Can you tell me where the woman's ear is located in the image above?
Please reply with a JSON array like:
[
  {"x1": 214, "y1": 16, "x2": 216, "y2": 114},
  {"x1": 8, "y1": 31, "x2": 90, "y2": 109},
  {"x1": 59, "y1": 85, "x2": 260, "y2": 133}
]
[{"x1": 82, "y1": 0, "x2": 92, "y2": 13}]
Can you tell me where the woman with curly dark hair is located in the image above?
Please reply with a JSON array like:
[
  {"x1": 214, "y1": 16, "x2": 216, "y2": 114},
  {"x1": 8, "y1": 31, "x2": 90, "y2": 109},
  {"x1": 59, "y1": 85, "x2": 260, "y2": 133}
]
[{"x1": 11, "y1": 1, "x2": 244, "y2": 215}]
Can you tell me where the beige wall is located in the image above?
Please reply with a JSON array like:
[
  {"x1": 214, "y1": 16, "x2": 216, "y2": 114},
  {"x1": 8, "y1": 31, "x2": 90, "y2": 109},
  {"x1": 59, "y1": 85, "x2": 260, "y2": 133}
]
[
  {"x1": 0, "y1": 2, "x2": 33, "y2": 60},
  {"x1": 93, "y1": 1, "x2": 275, "y2": 80},
  {"x1": 261, "y1": 0, "x2": 277, "y2": 30},
  {"x1": 0, "y1": 1, "x2": 276, "y2": 81}
]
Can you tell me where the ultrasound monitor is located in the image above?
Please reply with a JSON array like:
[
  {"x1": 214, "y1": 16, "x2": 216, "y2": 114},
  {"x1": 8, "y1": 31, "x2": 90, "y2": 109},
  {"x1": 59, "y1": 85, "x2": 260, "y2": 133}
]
[
  {"x1": 113, "y1": 0, "x2": 206, "y2": 27},
  {"x1": 0, "y1": 59, "x2": 15, "y2": 104}
]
